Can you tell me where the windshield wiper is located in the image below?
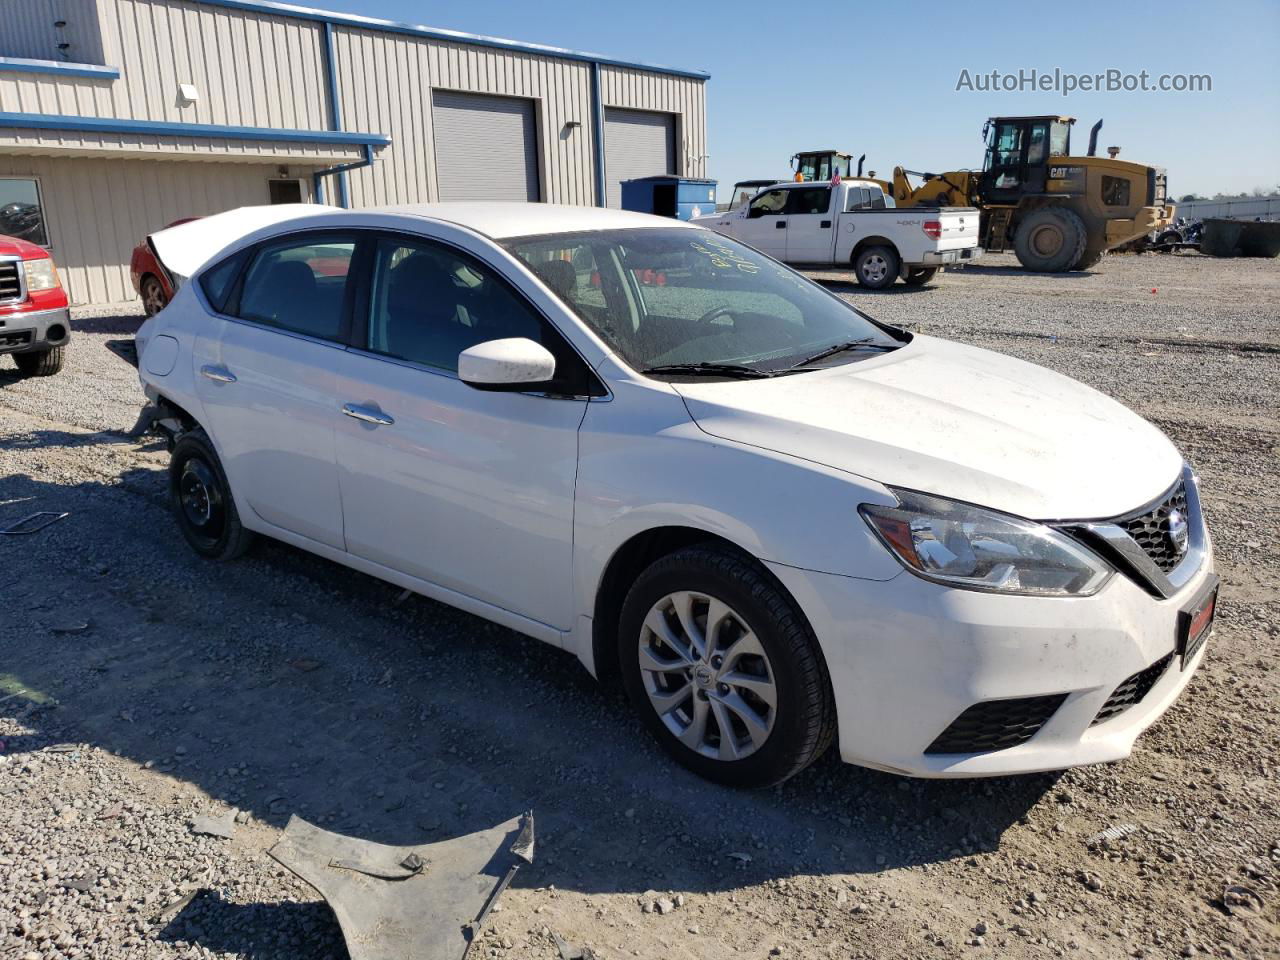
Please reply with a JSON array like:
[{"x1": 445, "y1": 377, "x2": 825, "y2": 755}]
[
  {"x1": 641, "y1": 362, "x2": 774, "y2": 380},
  {"x1": 789, "y1": 338, "x2": 899, "y2": 369}
]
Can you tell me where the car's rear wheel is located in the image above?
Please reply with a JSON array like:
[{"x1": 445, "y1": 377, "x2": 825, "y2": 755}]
[
  {"x1": 13, "y1": 346, "x2": 65, "y2": 378},
  {"x1": 169, "y1": 430, "x2": 254, "y2": 560},
  {"x1": 903, "y1": 267, "x2": 939, "y2": 286},
  {"x1": 618, "y1": 545, "x2": 836, "y2": 787},
  {"x1": 140, "y1": 275, "x2": 168, "y2": 317},
  {"x1": 853, "y1": 245, "x2": 900, "y2": 290}
]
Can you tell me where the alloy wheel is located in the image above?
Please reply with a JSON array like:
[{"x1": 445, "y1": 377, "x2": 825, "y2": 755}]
[
  {"x1": 860, "y1": 254, "x2": 888, "y2": 284},
  {"x1": 637, "y1": 590, "x2": 777, "y2": 761}
]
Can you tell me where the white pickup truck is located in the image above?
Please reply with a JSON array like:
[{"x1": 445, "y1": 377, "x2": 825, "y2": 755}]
[{"x1": 694, "y1": 180, "x2": 982, "y2": 289}]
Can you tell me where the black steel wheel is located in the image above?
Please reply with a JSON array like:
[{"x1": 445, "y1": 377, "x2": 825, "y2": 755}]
[{"x1": 169, "y1": 430, "x2": 254, "y2": 560}]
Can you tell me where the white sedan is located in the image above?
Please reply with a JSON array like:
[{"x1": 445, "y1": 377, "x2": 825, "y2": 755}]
[{"x1": 133, "y1": 203, "x2": 1217, "y2": 786}]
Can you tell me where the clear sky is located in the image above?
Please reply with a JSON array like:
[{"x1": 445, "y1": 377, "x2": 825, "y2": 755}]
[{"x1": 314, "y1": 0, "x2": 1278, "y2": 200}]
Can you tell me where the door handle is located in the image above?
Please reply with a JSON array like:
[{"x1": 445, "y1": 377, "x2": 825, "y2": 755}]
[
  {"x1": 342, "y1": 403, "x2": 395, "y2": 426},
  {"x1": 820, "y1": 220, "x2": 832, "y2": 228},
  {"x1": 775, "y1": 221, "x2": 787, "y2": 229},
  {"x1": 200, "y1": 364, "x2": 236, "y2": 383}
]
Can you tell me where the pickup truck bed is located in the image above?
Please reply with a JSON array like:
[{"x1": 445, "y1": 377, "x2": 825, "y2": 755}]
[{"x1": 694, "y1": 180, "x2": 982, "y2": 289}]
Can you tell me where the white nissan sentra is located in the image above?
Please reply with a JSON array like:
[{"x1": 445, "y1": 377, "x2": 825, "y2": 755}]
[{"x1": 133, "y1": 203, "x2": 1217, "y2": 787}]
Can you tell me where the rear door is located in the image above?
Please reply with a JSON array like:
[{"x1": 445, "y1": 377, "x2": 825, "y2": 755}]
[
  {"x1": 192, "y1": 232, "x2": 358, "y2": 550},
  {"x1": 782, "y1": 186, "x2": 834, "y2": 263}
]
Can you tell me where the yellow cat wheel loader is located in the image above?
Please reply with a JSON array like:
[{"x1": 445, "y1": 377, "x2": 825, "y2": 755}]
[{"x1": 890, "y1": 117, "x2": 1174, "y2": 271}]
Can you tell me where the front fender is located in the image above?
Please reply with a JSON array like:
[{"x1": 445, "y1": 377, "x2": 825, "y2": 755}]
[{"x1": 572, "y1": 383, "x2": 903, "y2": 635}]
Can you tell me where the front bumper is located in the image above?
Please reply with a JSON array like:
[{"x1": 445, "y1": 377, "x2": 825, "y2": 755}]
[
  {"x1": 768, "y1": 536, "x2": 1215, "y2": 778},
  {"x1": 0, "y1": 305, "x2": 71, "y2": 354},
  {"x1": 919, "y1": 246, "x2": 983, "y2": 267}
]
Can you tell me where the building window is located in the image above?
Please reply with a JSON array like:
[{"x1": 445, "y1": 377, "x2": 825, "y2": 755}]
[
  {"x1": 1101, "y1": 175, "x2": 1131, "y2": 207},
  {"x1": 0, "y1": 178, "x2": 49, "y2": 246}
]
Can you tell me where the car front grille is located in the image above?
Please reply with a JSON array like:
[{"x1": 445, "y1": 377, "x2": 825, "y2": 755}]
[
  {"x1": 1092, "y1": 652, "x2": 1173, "y2": 726},
  {"x1": 1119, "y1": 480, "x2": 1189, "y2": 573},
  {"x1": 0, "y1": 261, "x2": 21, "y2": 302},
  {"x1": 925, "y1": 694, "x2": 1067, "y2": 755}
]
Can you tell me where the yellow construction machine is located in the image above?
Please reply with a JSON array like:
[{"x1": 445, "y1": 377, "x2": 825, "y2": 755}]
[{"x1": 889, "y1": 117, "x2": 1173, "y2": 271}]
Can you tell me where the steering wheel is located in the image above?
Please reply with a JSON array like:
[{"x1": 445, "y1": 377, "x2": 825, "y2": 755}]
[{"x1": 695, "y1": 305, "x2": 735, "y2": 326}]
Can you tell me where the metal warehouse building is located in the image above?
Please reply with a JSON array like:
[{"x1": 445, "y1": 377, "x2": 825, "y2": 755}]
[{"x1": 0, "y1": 0, "x2": 709, "y2": 305}]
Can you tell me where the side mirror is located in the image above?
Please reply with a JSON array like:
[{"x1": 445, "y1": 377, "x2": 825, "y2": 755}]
[
  {"x1": 458, "y1": 337, "x2": 556, "y2": 391},
  {"x1": 747, "y1": 206, "x2": 764, "y2": 219}
]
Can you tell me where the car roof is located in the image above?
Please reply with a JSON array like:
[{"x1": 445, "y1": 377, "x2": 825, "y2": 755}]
[{"x1": 376, "y1": 202, "x2": 698, "y2": 239}]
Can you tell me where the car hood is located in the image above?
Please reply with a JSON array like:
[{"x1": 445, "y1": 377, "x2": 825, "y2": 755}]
[
  {"x1": 672, "y1": 335, "x2": 1182, "y2": 520},
  {"x1": 149, "y1": 203, "x2": 338, "y2": 282}
]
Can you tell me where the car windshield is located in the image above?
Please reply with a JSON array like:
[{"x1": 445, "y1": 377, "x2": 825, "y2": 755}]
[{"x1": 502, "y1": 228, "x2": 905, "y2": 377}]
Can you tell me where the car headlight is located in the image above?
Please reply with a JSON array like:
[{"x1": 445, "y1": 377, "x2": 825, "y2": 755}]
[
  {"x1": 23, "y1": 257, "x2": 61, "y2": 292},
  {"x1": 859, "y1": 489, "x2": 1111, "y2": 597}
]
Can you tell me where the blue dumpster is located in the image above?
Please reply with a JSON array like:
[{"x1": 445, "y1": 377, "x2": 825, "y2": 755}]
[{"x1": 620, "y1": 176, "x2": 718, "y2": 221}]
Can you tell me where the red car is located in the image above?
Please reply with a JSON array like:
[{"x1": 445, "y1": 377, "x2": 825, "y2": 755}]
[
  {"x1": 130, "y1": 217, "x2": 199, "y2": 316},
  {"x1": 1, "y1": 234, "x2": 70, "y2": 378}
]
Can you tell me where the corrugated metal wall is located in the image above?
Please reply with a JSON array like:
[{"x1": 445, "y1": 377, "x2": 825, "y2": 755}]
[
  {"x1": 334, "y1": 29, "x2": 597, "y2": 207},
  {"x1": 0, "y1": 0, "x2": 106, "y2": 63},
  {"x1": 1, "y1": 0, "x2": 331, "y2": 131},
  {"x1": 0, "y1": 153, "x2": 296, "y2": 303},
  {"x1": 599, "y1": 66, "x2": 707, "y2": 181}
]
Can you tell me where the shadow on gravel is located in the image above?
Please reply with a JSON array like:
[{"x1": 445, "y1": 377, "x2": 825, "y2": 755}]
[
  {"x1": 809, "y1": 278, "x2": 937, "y2": 297},
  {"x1": 0, "y1": 427, "x2": 161, "y2": 452},
  {"x1": 69, "y1": 312, "x2": 147, "y2": 335},
  {"x1": 158, "y1": 890, "x2": 348, "y2": 960},
  {"x1": 952, "y1": 264, "x2": 1097, "y2": 279},
  {"x1": 2, "y1": 462, "x2": 1060, "y2": 936}
]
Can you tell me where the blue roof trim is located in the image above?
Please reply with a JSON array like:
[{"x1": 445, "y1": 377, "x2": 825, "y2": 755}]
[
  {"x1": 0, "y1": 57, "x2": 120, "y2": 80},
  {"x1": 187, "y1": 0, "x2": 711, "y2": 80},
  {"x1": 0, "y1": 112, "x2": 391, "y2": 147}
]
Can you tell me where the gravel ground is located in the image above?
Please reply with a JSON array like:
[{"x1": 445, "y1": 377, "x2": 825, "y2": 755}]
[{"x1": 1, "y1": 250, "x2": 1277, "y2": 960}]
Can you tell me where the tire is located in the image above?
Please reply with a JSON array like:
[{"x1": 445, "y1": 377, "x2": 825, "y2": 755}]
[
  {"x1": 853, "y1": 245, "x2": 900, "y2": 290},
  {"x1": 168, "y1": 429, "x2": 254, "y2": 561},
  {"x1": 140, "y1": 275, "x2": 168, "y2": 317},
  {"x1": 1156, "y1": 230, "x2": 1183, "y2": 248},
  {"x1": 903, "y1": 267, "x2": 939, "y2": 287},
  {"x1": 13, "y1": 346, "x2": 65, "y2": 378},
  {"x1": 1012, "y1": 207, "x2": 1088, "y2": 272},
  {"x1": 617, "y1": 544, "x2": 836, "y2": 788},
  {"x1": 1073, "y1": 249, "x2": 1105, "y2": 271}
]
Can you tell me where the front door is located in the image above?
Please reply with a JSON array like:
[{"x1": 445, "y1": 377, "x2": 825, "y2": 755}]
[
  {"x1": 783, "y1": 185, "x2": 834, "y2": 263},
  {"x1": 332, "y1": 234, "x2": 587, "y2": 631},
  {"x1": 733, "y1": 188, "x2": 790, "y2": 259},
  {"x1": 192, "y1": 233, "x2": 358, "y2": 550}
]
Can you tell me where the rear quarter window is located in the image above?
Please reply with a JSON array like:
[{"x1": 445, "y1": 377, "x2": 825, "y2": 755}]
[{"x1": 198, "y1": 251, "x2": 247, "y2": 314}]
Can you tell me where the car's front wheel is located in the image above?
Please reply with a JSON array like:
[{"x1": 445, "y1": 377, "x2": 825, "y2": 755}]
[
  {"x1": 169, "y1": 430, "x2": 254, "y2": 560},
  {"x1": 618, "y1": 545, "x2": 836, "y2": 787},
  {"x1": 13, "y1": 346, "x2": 65, "y2": 377}
]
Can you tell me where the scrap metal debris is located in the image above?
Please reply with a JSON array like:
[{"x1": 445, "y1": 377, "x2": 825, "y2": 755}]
[
  {"x1": 1222, "y1": 884, "x2": 1264, "y2": 918},
  {"x1": 269, "y1": 811, "x2": 534, "y2": 960},
  {"x1": 0, "y1": 511, "x2": 69, "y2": 535},
  {"x1": 1086, "y1": 823, "x2": 1139, "y2": 846},
  {"x1": 553, "y1": 932, "x2": 601, "y2": 960},
  {"x1": 190, "y1": 811, "x2": 238, "y2": 840}
]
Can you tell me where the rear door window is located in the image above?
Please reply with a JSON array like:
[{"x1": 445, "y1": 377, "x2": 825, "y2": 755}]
[
  {"x1": 785, "y1": 187, "x2": 832, "y2": 215},
  {"x1": 234, "y1": 235, "x2": 357, "y2": 341}
]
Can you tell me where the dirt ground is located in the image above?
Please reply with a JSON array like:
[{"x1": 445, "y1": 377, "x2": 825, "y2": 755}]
[{"x1": 1, "y1": 251, "x2": 1277, "y2": 960}]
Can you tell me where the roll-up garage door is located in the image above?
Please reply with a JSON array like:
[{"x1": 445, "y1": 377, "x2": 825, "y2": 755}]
[
  {"x1": 604, "y1": 108, "x2": 676, "y2": 208},
  {"x1": 432, "y1": 91, "x2": 540, "y2": 202}
]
